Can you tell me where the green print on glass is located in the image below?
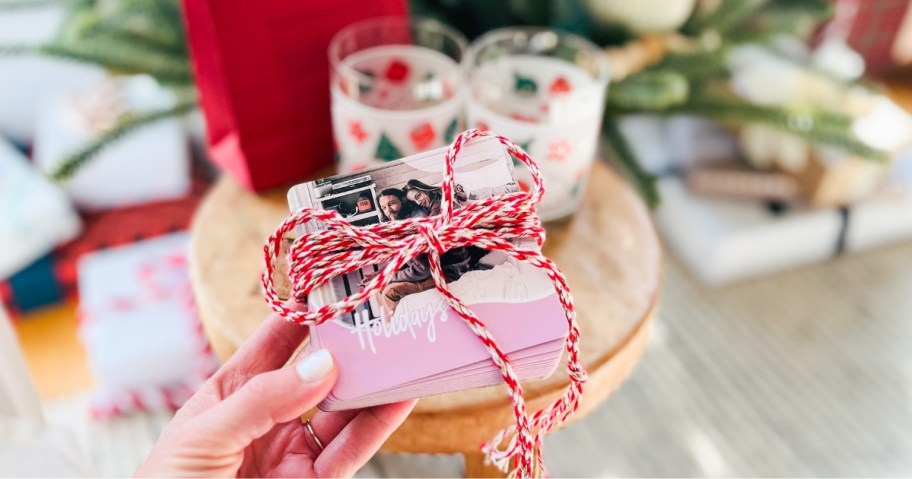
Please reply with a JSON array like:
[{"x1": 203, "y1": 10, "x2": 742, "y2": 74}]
[
  {"x1": 357, "y1": 69, "x2": 376, "y2": 94},
  {"x1": 444, "y1": 117, "x2": 459, "y2": 143},
  {"x1": 511, "y1": 139, "x2": 533, "y2": 168},
  {"x1": 375, "y1": 132, "x2": 404, "y2": 162},
  {"x1": 513, "y1": 73, "x2": 537, "y2": 97}
]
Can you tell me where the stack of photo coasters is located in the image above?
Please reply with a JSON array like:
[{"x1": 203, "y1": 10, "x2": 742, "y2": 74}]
[{"x1": 286, "y1": 136, "x2": 569, "y2": 411}]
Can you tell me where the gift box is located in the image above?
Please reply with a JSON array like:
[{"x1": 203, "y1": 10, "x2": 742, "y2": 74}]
[
  {"x1": 181, "y1": 0, "x2": 407, "y2": 192},
  {"x1": 616, "y1": 114, "x2": 741, "y2": 175},
  {"x1": 77, "y1": 232, "x2": 218, "y2": 418},
  {"x1": 32, "y1": 75, "x2": 190, "y2": 211},
  {"x1": 1, "y1": 160, "x2": 209, "y2": 315},
  {"x1": 619, "y1": 109, "x2": 912, "y2": 285},
  {"x1": 1, "y1": 255, "x2": 65, "y2": 314},
  {"x1": 728, "y1": 44, "x2": 912, "y2": 207},
  {"x1": 654, "y1": 151, "x2": 912, "y2": 285},
  {"x1": 0, "y1": 135, "x2": 81, "y2": 282},
  {"x1": 0, "y1": 2, "x2": 106, "y2": 143}
]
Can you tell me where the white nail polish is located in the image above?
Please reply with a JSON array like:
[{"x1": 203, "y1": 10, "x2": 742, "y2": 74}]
[{"x1": 295, "y1": 349, "x2": 334, "y2": 382}]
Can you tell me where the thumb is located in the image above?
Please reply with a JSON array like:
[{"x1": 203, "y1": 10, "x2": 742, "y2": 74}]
[{"x1": 196, "y1": 349, "x2": 337, "y2": 450}]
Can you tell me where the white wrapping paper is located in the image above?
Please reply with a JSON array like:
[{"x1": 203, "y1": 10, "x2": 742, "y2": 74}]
[
  {"x1": 0, "y1": 1, "x2": 105, "y2": 143},
  {"x1": 77, "y1": 233, "x2": 217, "y2": 417},
  {"x1": 655, "y1": 152, "x2": 912, "y2": 285},
  {"x1": 0, "y1": 135, "x2": 80, "y2": 280},
  {"x1": 33, "y1": 75, "x2": 190, "y2": 210}
]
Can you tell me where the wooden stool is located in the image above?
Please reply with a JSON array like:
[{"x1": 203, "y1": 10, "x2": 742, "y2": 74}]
[{"x1": 189, "y1": 161, "x2": 662, "y2": 477}]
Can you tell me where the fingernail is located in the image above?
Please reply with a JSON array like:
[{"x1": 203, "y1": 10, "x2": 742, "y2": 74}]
[{"x1": 295, "y1": 349, "x2": 334, "y2": 382}]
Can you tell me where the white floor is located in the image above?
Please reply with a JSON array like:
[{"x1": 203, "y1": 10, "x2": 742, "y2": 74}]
[{"x1": 43, "y1": 242, "x2": 912, "y2": 477}]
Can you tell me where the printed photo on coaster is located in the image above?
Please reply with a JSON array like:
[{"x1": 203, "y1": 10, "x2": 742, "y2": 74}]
[{"x1": 286, "y1": 135, "x2": 568, "y2": 410}]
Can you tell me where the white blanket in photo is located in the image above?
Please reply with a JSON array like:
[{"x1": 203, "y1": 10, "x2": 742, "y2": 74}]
[{"x1": 396, "y1": 250, "x2": 555, "y2": 316}]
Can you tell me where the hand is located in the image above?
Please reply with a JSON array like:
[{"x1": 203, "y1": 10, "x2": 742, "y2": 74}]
[
  {"x1": 359, "y1": 272, "x2": 378, "y2": 287},
  {"x1": 135, "y1": 302, "x2": 416, "y2": 478}
]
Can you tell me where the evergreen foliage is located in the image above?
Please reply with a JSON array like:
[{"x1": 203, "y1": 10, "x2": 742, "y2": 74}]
[{"x1": 0, "y1": 0, "x2": 196, "y2": 180}]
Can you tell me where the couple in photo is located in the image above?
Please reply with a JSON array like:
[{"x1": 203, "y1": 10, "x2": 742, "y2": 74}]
[
  {"x1": 376, "y1": 179, "x2": 468, "y2": 221},
  {"x1": 367, "y1": 179, "x2": 487, "y2": 319}
]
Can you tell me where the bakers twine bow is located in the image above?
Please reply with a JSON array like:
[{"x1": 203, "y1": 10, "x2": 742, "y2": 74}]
[{"x1": 262, "y1": 129, "x2": 587, "y2": 478}]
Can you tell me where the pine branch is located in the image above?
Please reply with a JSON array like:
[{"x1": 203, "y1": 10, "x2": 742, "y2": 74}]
[
  {"x1": 0, "y1": 43, "x2": 33, "y2": 55},
  {"x1": 683, "y1": 0, "x2": 770, "y2": 35},
  {"x1": 79, "y1": 10, "x2": 184, "y2": 54},
  {"x1": 93, "y1": 0, "x2": 185, "y2": 51},
  {"x1": 87, "y1": 28, "x2": 186, "y2": 57},
  {"x1": 0, "y1": 0, "x2": 77, "y2": 11},
  {"x1": 36, "y1": 41, "x2": 191, "y2": 84},
  {"x1": 724, "y1": 0, "x2": 832, "y2": 44},
  {"x1": 148, "y1": 0, "x2": 183, "y2": 26},
  {"x1": 49, "y1": 98, "x2": 198, "y2": 181},
  {"x1": 606, "y1": 71, "x2": 689, "y2": 111},
  {"x1": 602, "y1": 118, "x2": 660, "y2": 208},
  {"x1": 675, "y1": 93, "x2": 888, "y2": 161},
  {"x1": 653, "y1": 48, "x2": 731, "y2": 82}
]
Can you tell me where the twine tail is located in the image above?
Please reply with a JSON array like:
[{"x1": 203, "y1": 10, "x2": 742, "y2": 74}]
[{"x1": 482, "y1": 432, "x2": 547, "y2": 478}]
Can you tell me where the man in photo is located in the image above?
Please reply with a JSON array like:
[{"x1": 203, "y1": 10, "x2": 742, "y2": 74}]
[{"x1": 376, "y1": 188, "x2": 411, "y2": 221}]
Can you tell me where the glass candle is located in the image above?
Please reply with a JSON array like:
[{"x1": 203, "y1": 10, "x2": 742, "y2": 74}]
[
  {"x1": 467, "y1": 28, "x2": 610, "y2": 222},
  {"x1": 329, "y1": 17, "x2": 467, "y2": 173}
]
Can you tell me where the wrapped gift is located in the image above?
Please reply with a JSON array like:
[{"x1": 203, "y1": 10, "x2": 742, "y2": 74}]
[
  {"x1": 737, "y1": 96, "x2": 912, "y2": 207},
  {"x1": 655, "y1": 151, "x2": 912, "y2": 285},
  {"x1": 0, "y1": 136, "x2": 81, "y2": 281},
  {"x1": 181, "y1": 0, "x2": 407, "y2": 192},
  {"x1": 77, "y1": 232, "x2": 218, "y2": 418},
  {"x1": 2, "y1": 167, "x2": 208, "y2": 316},
  {"x1": 0, "y1": 160, "x2": 210, "y2": 315},
  {"x1": 617, "y1": 114, "x2": 741, "y2": 174},
  {"x1": 729, "y1": 44, "x2": 912, "y2": 207},
  {"x1": 0, "y1": 1, "x2": 105, "y2": 143},
  {"x1": 1, "y1": 255, "x2": 64, "y2": 314},
  {"x1": 32, "y1": 75, "x2": 190, "y2": 211}
]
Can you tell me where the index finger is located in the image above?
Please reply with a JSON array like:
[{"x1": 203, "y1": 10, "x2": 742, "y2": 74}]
[{"x1": 218, "y1": 299, "x2": 311, "y2": 378}]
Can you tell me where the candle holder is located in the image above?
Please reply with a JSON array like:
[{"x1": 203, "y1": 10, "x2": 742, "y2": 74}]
[
  {"x1": 329, "y1": 16, "x2": 467, "y2": 173},
  {"x1": 467, "y1": 27, "x2": 610, "y2": 222}
]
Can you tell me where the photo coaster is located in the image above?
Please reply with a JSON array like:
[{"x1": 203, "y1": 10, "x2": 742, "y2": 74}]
[{"x1": 287, "y1": 136, "x2": 567, "y2": 411}]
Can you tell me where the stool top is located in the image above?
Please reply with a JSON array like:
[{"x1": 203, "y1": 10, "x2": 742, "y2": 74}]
[{"x1": 190, "y1": 161, "x2": 661, "y2": 419}]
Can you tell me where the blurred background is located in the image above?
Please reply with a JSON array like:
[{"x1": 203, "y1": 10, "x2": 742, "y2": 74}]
[{"x1": 1, "y1": 0, "x2": 911, "y2": 476}]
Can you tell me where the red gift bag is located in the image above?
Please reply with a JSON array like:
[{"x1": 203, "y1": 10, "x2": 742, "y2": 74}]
[{"x1": 181, "y1": 0, "x2": 408, "y2": 191}]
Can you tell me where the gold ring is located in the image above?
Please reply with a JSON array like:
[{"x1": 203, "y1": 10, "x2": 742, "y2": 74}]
[{"x1": 303, "y1": 419, "x2": 324, "y2": 451}]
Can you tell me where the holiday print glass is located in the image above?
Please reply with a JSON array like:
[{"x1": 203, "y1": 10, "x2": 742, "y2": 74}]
[
  {"x1": 329, "y1": 17, "x2": 467, "y2": 173},
  {"x1": 467, "y1": 28, "x2": 610, "y2": 222}
]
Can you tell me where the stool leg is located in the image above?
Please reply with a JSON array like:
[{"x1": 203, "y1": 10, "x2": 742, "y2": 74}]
[{"x1": 463, "y1": 452, "x2": 504, "y2": 478}]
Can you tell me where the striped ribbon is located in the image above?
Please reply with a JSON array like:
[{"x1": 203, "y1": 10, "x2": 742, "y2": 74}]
[{"x1": 262, "y1": 129, "x2": 587, "y2": 477}]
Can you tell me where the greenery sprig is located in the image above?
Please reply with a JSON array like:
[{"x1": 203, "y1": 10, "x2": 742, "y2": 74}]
[{"x1": 0, "y1": 0, "x2": 196, "y2": 180}]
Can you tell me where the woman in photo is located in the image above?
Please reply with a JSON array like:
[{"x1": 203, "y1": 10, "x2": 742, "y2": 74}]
[
  {"x1": 402, "y1": 179, "x2": 468, "y2": 216},
  {"x1": 402, "y1": 178, "x2": 490, "y2": 275}
]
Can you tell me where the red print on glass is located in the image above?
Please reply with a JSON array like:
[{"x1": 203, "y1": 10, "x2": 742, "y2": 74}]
[
  {"x1": 348, "y1": 120, "x2": 368, "y2": 144},
  {"x1": 384, "y1": 59, "x2": 410, "y2": 82},
  {"x1": 549, "y1": 76, "x2": 572, "y2": 95},
  {"x1": 410, "y1": 122, "x2": 436, "y2": 150}
]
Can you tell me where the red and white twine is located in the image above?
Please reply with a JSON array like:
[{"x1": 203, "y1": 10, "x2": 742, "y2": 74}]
[{"x1": 262, "y1": 129, "x2": 587, "y2": 477}]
